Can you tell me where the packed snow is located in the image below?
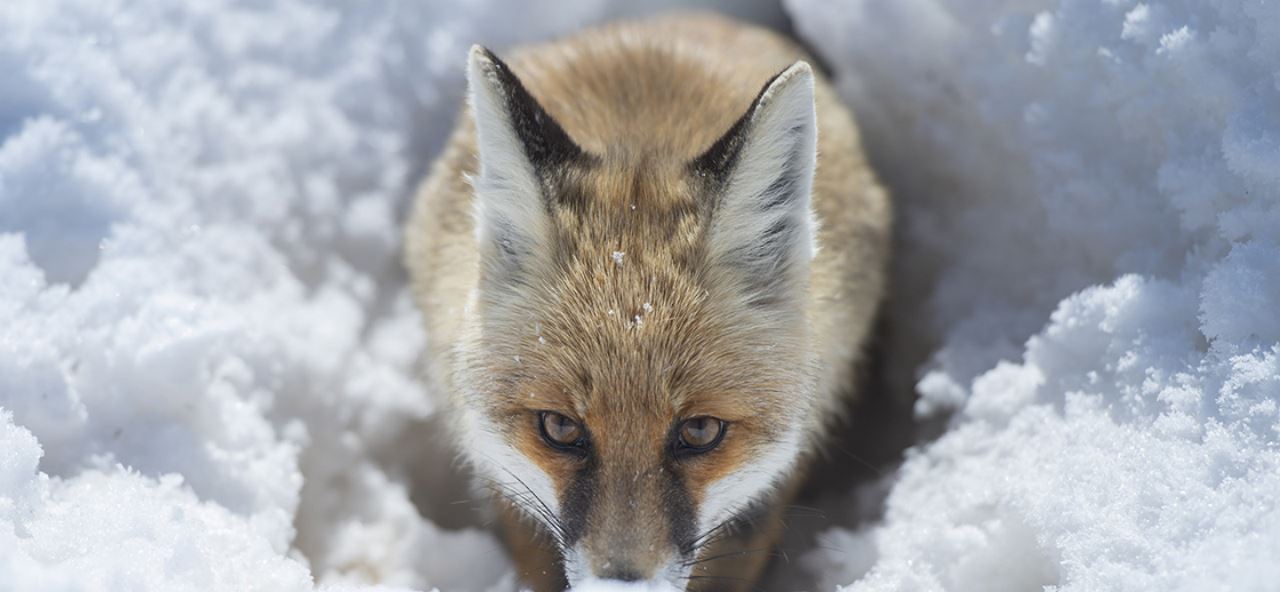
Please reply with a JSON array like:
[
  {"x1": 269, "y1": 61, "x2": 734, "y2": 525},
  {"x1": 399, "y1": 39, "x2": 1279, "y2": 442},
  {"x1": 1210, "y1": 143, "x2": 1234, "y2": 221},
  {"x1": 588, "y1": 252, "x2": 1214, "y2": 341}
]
[
  {"x1": 789, "y1": 0, "x2": 1280, "y2": 590},
  {"x1": 0, "y1": 0, "x2": 1277, "y2": 591}
]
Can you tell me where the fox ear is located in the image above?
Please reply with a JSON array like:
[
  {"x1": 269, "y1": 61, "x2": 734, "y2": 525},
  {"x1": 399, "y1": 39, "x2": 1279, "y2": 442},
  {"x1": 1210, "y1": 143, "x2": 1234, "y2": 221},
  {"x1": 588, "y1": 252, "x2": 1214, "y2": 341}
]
[
  {"x1": 692, "y1": 61, "x2": 819, "y2": 306},
  {"x1": 467, "y1": 45, "x2": 582, "y2": 282}
]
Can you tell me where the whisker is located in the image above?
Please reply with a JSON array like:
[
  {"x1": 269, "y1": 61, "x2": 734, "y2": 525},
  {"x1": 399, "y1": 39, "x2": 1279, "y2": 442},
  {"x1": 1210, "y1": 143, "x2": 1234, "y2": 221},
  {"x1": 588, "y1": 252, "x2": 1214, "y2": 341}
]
[
  {"x1": 481, "y1": 478, "x2": 568, "y2": 543},
  {"x1": 833, "y1": 443, "x2": 887, "y2": 477},
  {"x1": 689, "y1": 518, "x2": 735, "y2": 549},
  {"x1": 782, "y1": 503, "x2": 828, "y2": 519},
  {"x1": 683, "y1": 574, "x2": 748, "y2": 582},
  {"x1": 682, "y1": 546, "x2": 776, "y2": 568},
  {"x1": 503, "y1": 473, "x2": 568, "y2": 540},
  {"x1": 468, "y1": 454, "x2": 571, "y2": 547}
]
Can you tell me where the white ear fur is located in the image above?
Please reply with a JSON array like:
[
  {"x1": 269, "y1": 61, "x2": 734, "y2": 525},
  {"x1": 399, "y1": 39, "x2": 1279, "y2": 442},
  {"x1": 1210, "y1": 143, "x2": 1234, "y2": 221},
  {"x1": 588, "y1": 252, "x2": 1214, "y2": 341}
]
[
  {"x1": 706, "y1": 62, "x2": 819, "y2": 300},
  {"x1": 467, "y1": 45, "x2": 553, "y2": 279}
]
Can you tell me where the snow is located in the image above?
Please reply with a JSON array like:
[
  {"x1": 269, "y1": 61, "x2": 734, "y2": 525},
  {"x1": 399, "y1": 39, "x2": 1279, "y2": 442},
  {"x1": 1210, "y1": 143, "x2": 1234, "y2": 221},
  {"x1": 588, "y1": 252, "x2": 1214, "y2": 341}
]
[
  {"x1": 0, "y1": 417, "x2": 314, "y2": 590},
  {"x1": 1, "y1": 0, "x2": 1277, "y2": 591},
  {"x1": 570, "y1": 581, "x2": 680, "y2": 592},
  {"x1": 787, "y1": 0, "x2": 1280, "y2": 590}
]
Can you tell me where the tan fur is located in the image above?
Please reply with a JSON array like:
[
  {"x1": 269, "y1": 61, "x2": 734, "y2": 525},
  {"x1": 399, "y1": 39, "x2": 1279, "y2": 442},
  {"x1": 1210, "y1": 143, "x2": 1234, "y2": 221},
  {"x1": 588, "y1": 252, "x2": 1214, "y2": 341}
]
[{"x1": 405, "y1": 12, "x2": 890, "y2": 590}]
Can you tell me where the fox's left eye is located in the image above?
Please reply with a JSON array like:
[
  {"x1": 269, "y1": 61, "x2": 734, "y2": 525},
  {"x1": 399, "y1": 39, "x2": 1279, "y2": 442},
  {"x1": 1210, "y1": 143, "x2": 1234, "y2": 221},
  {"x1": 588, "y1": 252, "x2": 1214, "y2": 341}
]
[{"x1": 676, "y1": 417, "x2": 726, "y2": 453}]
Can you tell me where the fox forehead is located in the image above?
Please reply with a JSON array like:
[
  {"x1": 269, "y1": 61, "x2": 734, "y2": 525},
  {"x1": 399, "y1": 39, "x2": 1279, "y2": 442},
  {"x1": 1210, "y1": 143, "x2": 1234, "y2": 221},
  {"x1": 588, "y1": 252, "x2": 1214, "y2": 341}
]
[
  {"x1": 546, "y1": 157, "x2": 705, "y2": 261},
  {"x1": 472, "y1": 156, "x2": 805, "y2": 417},
  {"x1": 485, "y1": 242, "x2": 805, "y2": 425}
]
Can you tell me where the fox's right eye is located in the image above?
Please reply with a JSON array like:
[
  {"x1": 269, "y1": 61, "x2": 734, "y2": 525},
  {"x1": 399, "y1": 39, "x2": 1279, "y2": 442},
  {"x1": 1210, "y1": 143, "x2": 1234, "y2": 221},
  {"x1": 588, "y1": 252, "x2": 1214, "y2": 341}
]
[{"x1": 539, "y1": 411, "x2": 585, "y2": 449}]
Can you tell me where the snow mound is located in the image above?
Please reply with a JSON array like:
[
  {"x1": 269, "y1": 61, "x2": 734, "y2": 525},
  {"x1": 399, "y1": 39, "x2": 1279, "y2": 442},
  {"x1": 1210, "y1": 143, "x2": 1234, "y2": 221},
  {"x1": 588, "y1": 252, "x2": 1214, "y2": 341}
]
[
  {"x1": 0, "y1": 1, "x2": 783, "y2": 591},
  {"x1": 788, "y1": 0, "x2": 1280, "y2": 590},
  {"x1": 0, "y1": 410, "x2": 313, "y2": 590}
]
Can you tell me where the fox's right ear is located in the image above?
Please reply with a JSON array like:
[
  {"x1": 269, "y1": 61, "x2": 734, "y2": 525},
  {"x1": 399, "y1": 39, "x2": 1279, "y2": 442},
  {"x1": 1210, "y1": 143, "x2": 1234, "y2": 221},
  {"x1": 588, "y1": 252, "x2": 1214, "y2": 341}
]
[{"x1": 467, "y1": 45, "x2": 582, "y2": 285}]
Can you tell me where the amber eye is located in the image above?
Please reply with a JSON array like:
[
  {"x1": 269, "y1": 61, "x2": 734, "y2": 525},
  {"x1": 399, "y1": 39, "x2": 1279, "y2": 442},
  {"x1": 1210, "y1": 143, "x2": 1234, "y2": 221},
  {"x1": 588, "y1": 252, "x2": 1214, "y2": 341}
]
[
  {"x1": 676, "y1": 417, "x2": 726, "y2": 454},
  {"x1": 539, "y1": 411, "x2": 585, "y2": 449}
]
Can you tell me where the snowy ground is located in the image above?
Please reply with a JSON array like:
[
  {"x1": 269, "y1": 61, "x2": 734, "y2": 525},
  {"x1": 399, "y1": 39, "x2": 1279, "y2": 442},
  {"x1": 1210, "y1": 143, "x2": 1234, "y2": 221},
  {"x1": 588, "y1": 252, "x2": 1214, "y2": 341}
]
[{"x1": 1, "y1": 0, "x2": 1277, "y2": 591}]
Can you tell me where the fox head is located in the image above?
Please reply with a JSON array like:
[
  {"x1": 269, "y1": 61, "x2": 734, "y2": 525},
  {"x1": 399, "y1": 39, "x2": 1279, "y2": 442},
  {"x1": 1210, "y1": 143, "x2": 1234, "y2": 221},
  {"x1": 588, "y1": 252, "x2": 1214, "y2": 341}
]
[{"x1": 456, "y1": 45, "x2": 820, "y2": 586}]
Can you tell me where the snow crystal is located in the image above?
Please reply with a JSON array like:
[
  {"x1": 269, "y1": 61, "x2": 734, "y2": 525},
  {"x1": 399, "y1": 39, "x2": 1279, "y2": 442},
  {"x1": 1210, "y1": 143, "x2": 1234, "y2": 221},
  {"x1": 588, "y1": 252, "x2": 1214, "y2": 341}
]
[{"x1": 789, "y1": 0, "x2": 1280, "y2": 589}]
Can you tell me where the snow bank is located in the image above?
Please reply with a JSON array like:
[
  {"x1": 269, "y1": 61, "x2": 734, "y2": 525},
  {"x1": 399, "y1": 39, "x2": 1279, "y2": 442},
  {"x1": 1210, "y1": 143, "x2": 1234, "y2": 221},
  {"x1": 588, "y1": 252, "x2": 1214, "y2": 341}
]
[
  {"x1": 0, "y1": 1, "x2": 783, "y2": 591},
  {"x1": 787, "y1": 0, "x2": 1280, "y2": 590}
]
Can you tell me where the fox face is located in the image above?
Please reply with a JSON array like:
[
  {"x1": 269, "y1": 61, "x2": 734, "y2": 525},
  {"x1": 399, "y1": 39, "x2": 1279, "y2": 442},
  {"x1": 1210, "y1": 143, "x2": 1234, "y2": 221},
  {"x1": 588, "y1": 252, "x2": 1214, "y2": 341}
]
[{"x1": 456, "y1": 46, "x2": 820, "y2": 586}]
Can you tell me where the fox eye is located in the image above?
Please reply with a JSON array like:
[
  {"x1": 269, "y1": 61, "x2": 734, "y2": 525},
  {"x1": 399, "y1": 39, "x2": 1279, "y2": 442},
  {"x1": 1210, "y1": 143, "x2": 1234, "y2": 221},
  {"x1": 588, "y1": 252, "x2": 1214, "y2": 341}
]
[
  {"x1": 676, "y1": 417, "x2": 726, "y2": 454},
  {"x1": 539, "y1": 411, "x2": 585, "y2": 449}
]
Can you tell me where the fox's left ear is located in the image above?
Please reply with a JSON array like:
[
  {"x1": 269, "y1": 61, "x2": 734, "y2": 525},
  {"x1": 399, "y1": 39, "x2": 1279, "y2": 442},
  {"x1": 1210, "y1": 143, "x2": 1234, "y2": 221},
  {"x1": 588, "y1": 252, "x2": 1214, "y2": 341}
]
[
  {"x1": 692, "y1": 62, "x2": 819, "y2": 305},
  {"x1": 467, "y1": 45, "x2": 583, "y2": 285}
]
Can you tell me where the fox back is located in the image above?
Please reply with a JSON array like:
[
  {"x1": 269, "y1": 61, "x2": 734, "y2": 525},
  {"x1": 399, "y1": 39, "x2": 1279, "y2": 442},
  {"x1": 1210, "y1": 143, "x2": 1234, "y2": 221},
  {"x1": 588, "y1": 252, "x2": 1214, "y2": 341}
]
[{"x1": 405, "y1": 13, "x2": 889, "y2": 588}]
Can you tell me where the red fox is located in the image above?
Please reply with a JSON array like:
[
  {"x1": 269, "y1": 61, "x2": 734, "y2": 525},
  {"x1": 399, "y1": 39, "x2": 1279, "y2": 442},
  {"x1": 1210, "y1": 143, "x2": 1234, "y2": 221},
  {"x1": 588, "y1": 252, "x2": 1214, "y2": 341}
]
[{"x1": 405, "y1": 13, "x2": 889, "y2": 591}]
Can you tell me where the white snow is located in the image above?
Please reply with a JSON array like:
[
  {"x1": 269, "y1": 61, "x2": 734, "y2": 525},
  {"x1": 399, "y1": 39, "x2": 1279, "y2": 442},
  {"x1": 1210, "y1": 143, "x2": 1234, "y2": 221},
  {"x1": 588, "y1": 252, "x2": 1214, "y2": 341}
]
[
  {"x1": 788, "y1": 0, "x2": 1280, "y2": 590},
  {"x1": 1, "y1": 410, "x2": 314, "y2": 590},
  {"x1": 570, "y1": 580, "x2": 680, "y2": 592},
  {"x1": 1, "y1": 0, "x2": 1277, "y2": 590}
]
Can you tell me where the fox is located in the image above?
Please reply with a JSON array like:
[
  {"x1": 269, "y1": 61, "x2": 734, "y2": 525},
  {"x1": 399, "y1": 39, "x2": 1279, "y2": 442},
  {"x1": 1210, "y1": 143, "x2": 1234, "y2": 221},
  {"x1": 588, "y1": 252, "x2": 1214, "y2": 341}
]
[{"x1": 404, "y1": 12, "x2": 890, "y2": 591}]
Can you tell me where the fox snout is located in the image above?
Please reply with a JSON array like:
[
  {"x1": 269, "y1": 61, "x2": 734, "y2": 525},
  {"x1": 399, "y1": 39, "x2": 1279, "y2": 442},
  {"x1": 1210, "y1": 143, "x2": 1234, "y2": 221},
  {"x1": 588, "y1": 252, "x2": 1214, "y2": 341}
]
[{"x1": 559, "y1": 457, "x2": 697, "y2": 585}]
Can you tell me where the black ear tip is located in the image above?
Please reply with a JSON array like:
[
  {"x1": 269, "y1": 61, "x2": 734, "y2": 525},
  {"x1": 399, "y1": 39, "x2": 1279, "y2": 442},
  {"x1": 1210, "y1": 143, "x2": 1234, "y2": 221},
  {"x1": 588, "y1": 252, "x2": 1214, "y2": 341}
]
[
  {"x1": 467, "y1": 43, "x2": 585, "y2": 168},
  {"x1": 469, "y1": 45, "x2": 497, "y2": 64},
  {"x1": 468, "y1": 45, "x2": 505, "y2": 75}
]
